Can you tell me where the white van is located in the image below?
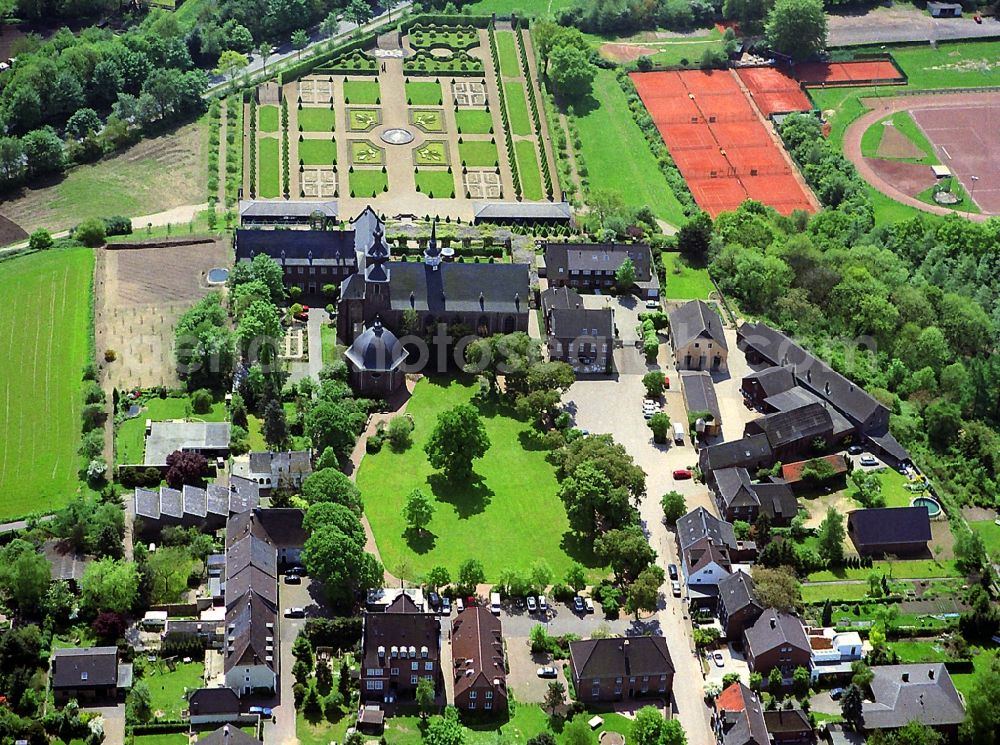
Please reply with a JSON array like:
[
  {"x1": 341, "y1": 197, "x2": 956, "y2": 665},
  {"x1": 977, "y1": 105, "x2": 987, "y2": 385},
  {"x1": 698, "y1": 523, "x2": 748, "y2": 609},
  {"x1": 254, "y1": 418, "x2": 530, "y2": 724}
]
[
  {"x1": 673, "y1": 422, "x2": 685, "y2": 445},
  {"x1": 490, "y1": 592, "x2": 501, "y2": 615}
]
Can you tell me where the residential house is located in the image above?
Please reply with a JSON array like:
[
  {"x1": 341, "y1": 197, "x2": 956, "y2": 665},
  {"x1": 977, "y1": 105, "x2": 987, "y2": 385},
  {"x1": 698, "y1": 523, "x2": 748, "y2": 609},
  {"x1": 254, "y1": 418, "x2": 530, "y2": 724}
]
[
  {"x1": 134, "y1": 481, "x2": 259, "y2": 537},
  {"x1": 743, "y1": 403, "x2": 835, "y2": 462},
  {"x1": 236, "y1": 450, "x2": 313, "y2": 495},
  {"x1": 51, "y1": 647, "x2": 132, "y2": 705},
  {"x1": 847, "y1": 507, "x2": 931, "y2": 557},
  {"x1": 711, "y1": 468, "x2": 800, "y2": 526},
  {"x1": 669, "y1": 300, "x2": 728, "y2": 372},
  {"x1": 361, "y1": 596, "x2": 441, "y2": 704},
  {"x1": 681, "y1": 371, "x2": 723, "y2": 436},
  {"x1": 763, "y1": 709, "x2": 814, "y2": 744},
  {"x1": 187, "y1": 688, "x2": 243, "y2": 725},
  {"x1": 676, "y1": 507, "x2": 755, "y2": 561},
  {"x1": 808, "y1": 628, "x2": 863, "y2": 682},
  {"x1": 540, "y1": 286, "x2": 613, "y2": 375},
  {"x1": 861, "y1": 664, "x2": 965, "y2": 737},
  {"x1": 543, "y1": 242, "x2": 659, "y2": 298},
  {"x1": 741, "y1": 367, "x2": 795, "y2": 409},
  {"x1": 780, "y1": 455, "x2": 849, "y2": 493},
  {"x1": 568, "y1": 637, "x2": 673, "y2": 703},
  {"x1": 698, "y1": 435, "x2": 774, "y2": 476},
  {"x1": 451, "y1": 606, "x2": 507, "y2": 713},
  {"x1": 683, "y1": 536, "x2": 734, "y2": 591},
  {"x1": 196, "y1": 725, "x2": 260, "y2": 745},
  {"x1": 714, "y1": 681, "x2": 769, "y2": 745},
  {"x1": 760, "y1": 387, "x2": 854, "y2": 442},
  {"x1": 41, "y1": 539, "x2": 92, "y2": 590},
  {"x1": 142, "y1": 421, "x2": 232, "y2": 467},
  {"x1": 743, "y1": 610, "x2": 811, "y2": 678},
  {"x1": 717, "y1": 571, "x2": 763, "y2": 640},
  {"x1": 367, "y1": 587, "x2": 428, "y2": 613}
]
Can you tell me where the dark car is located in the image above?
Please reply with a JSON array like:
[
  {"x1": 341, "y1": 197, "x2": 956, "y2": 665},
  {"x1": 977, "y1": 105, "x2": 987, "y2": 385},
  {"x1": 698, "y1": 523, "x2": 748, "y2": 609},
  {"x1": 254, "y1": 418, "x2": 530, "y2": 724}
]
[
  {"x1": 668, "y1": 564, "x2": 678, "y2": 580},
  {"x1": 428, "y1": 591, "x2": 441, "y2": 610},
  {"x1": 283, "y1": 573, "x2": 301, "y2": 584},
  {"x1": 573, "y1": 596, "x2": 585, "y2": 613},
  {"x1": 829, "y1": 688, "x2": 845, "y2": 700},
  {"x1": 287, "y1": 566, "x2": 307, "y2": 576},
  {"x1": 847, "y1": 445, "x2": 863, "y2": 455}
]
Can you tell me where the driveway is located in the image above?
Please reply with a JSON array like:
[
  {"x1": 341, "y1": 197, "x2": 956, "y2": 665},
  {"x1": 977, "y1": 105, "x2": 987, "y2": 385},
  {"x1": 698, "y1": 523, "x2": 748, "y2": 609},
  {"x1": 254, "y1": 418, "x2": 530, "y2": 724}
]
[
  {"x1": 581, "y1": 294, "x2": 647, "y2": 343},
  {"x1": 704, "y1": 642, "x2": 749, "y2": 687},
  {"x1": 506, "y1": 642, "x2": 569, "y2": 704},
  {"x1": 827, "y1": 6, "x2": 1000, "y2": 46},
  {"x1": 89, "y1": 705, "x2": 125, "y2": 745},
  {"x1": 709, "y1": 327, "x2": 759, "y2": 443}
]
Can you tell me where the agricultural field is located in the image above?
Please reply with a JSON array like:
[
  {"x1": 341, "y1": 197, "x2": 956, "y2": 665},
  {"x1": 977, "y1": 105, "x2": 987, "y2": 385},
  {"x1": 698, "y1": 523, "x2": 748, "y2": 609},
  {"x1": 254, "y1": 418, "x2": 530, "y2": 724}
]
[
  {"x1": 0, "y1": 249, "x2": 93, "y2": 519},
  {"x1": 357, "y1": 377, "x2": 605, "y2": 582}
]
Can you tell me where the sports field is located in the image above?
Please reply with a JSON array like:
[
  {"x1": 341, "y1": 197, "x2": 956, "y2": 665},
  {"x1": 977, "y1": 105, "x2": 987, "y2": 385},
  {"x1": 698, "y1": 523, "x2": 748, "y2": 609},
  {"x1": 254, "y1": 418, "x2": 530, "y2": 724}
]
[{"x1": 0, "y1": 248, "x2": 94, "y2": 518}]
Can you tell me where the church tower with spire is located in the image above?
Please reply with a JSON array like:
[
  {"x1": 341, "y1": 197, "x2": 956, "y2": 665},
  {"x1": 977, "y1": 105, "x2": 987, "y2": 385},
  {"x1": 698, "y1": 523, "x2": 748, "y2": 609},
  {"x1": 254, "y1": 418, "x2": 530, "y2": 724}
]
[{"x1": 423, "y1": 219, "x2": 441, "y2": 270}]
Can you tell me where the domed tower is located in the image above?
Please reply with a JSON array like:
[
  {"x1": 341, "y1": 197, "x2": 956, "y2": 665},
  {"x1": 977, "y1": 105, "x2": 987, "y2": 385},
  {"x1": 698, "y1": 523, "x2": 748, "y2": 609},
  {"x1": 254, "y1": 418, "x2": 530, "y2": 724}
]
[
  {"x1": 344, "y1": 316, "x2": 407, "y2": 398},
  {"x1": 423, "y1": 219, "x2": 441, "y2": 270}
]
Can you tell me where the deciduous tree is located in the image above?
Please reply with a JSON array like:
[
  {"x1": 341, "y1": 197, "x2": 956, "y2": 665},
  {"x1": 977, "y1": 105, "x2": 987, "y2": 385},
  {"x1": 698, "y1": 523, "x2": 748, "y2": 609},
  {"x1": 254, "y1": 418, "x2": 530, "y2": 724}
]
[
  {"x1": 404, "y1": 489, "x2": 435, "y2": 536},
  {"x1": 765, "y1": 0, "x2": 827, "y2": 61},
  {"x1": 425, "y1": 404, "x2": 490, "y2": 482}
]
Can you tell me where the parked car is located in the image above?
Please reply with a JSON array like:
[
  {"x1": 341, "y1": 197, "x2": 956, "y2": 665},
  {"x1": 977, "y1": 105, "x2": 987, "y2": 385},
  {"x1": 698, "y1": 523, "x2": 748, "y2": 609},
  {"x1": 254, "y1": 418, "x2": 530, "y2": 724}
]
[
  {"x1": 860, "y1": 455, "x2": 879, "y2": 467},
  {"x1": 441, "y1": 597, "x2": 451, "y2": 614},
  {"x1": 538, "y1": 595, "x2": 548, "y2": 612},
  {"x1": 249, "y1": 706, "x2": 273, "y2": 717},
  {"x1": 527, "y1": 596, "x2": 537, "y2": 613},
  {"x1": 284, "y1": 607, "x2": 305, "y2": 618},
  {"x1": 428, "y1": 591, "x2": 440, "y2": 610},
  {"x1": 830, "y1": 688, "x2": 845, "y2": 700},
  {"x1": 573, "y1": 596, "x2": 585, "y2": 613},
  {"x1": 668, "y1": 564, "x2": 678, "y2": 580},
  {"x1": 216, "y1": 456, "x2": 225, "y2": 470},
  {"x1": 673, "y1": 469, "x2": 693, "y2": 480},
  {"x1": 283, "y1": 573, "x2": 301, "y2": 584},
  {"x1": 537, "y1": 666, "x2": 558, "y2": 678},
  {"x1": 712, "y1": 652, "x2": 724, "y2": 668},
  {"x1": 671, "y1": 580, "x2": 681, "y2": 597},
  {"x1": 294, "y1": 304, "x2": 310, "y2": 321},
  {"x1": 847, "y1": 445, "x2": 863, "y2": 455},
  {"x1": 645, "y1": 300, "x2": 660, "y2": 309},
  {"x1": 585, "y1": 598, "x2": 594, "y2": 614},
  {"x1": 287, "y1": 566, "x2": 307, "y2": 576},
  {"x1": 456, "y1": 598, "x2": 465, "y2": 613}
]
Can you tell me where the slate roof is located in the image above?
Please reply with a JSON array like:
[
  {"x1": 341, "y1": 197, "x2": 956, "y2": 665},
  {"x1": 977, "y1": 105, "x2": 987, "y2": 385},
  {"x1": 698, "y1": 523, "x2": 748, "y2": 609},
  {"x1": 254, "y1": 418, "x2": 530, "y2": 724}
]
[
  {"x1": 386, "y1": 261, "x2": 530, "y2": 315},
  {"x1": 41, "y1": 540, "x2": 92, "y2": 583},
  {"x1": 718, "y1": 570, "x2": 762, "y2": 620},
  {"x1": 224, "y1": 592, "x2": 277, "y2": 673},
  {"x1": 569, "y1": 636, "x2": 673, "y2": 680},
  {"x1": 197, "y1": 725, "x2": 261, "y2": 745},
  {"x1": 474, "y1": 202, "x2": 572, "y2": 221},
  {"x1": 752, "y1": 481, "x2": 798, "y2": 521},
  {"x1": 144, "y1": 421, "x2": 231, "y2": 466},
  {"x1": 160, "y1": 488, "x2": 184, "y2": 518},
  {"x1": 763, "y1": 708, "x2": 812, "y2": 736},
  {"x1": 247, "y1": 450, "x2": 312, "y2": 479},
  {"x1": 346, "y1": 319, "x2": 408, "y2": 372},
  {"x1": 669, "y1": 300, "x2": 727, "y2": 349},
  {"x1": 541, "y1": 287, "x2": 614, "y2": 340},
  {"x1": 239, "y1": 200, "x2": 337, "y2": 218},
  {"x1": 51, "y1": 647, "x2": 119, "y2": 688},
  {"x1": 700, "y1": 435, "x2": 774, "y2": 472},
  {"x1": 135, "y1": 484, "x2": 258, "y2": 523},
  {"x1": 183, "y1": 485, "x2": 208, "y2": 518},
  {"x1": 677, "y1": 507, "x2": 738, "y2": 552},
  {"x1": 451, "y1": 606, "x2": 506, "y2": 701},
  {"x1": 681, "y1": 371, "x2": 722, "y2": 423},
  {"x1": 685, "y1": 535, "x2": 732, "y2": 575},
  {"x1": 544, "y1": 242, "x2": 654, "y2": 283},
  {"x1": 744, "y1": 366, "x2": 795, "y2": 397},
  {"x1": 716, "y1": 682, "x2": 769, "y2": 745},
  {"x1": 235, "y1": 229, "x2": 356, "y2": 263},
  {"x1": 763, "y1": 387, "x2": 854, "y2": 437},
  {"x1": 226, "y1": 534, "x2": 278, "y2": 582},
  {"x1": 862, "y1": 664, "x2": 965, "y2": 729},
  {"x1": 188, "y1": 687, "x2": 241, "y2": 716},
  {"x1": 362, "y1": 609, "x2": 441, "y2": 671},
  {"x1": 848, "y1": 507, "x2": 931, "y2": 547},
  {"x1": 715, "y1": 467, "x2": 757, "y2": 511},
  {"x1": 746, "y1": 402, "x2": 833, "y2": 449},
  {"x1": 252, "y1": 508, "x2": 307, "y2": 549},
  {"x1": 744, "y1": 611, "x2": 809, "y2": 659}
]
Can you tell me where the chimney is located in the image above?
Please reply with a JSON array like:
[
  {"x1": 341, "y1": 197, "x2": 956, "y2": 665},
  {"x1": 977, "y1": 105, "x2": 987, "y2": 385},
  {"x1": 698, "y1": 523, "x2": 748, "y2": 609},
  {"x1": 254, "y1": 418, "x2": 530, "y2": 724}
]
[
  {"x1": 901, "y1": 672, "x2": 909, "y2": 682},
  {"x1": 224, "y1": 725, "x2": 230, "y2": 743},
  {"x1": 928, "y1": 669, "x2": 935, "y2": 680},
  {"x1": 770, "y1": 618, "x2": 777, "y2": 630}
]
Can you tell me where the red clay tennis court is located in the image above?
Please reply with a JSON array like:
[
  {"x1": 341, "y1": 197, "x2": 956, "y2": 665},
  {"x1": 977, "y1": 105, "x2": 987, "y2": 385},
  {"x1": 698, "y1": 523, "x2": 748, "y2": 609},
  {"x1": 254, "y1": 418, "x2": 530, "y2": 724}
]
[
  {"x1": 736, "y1": 67, "x2": 813, "y2": 117},
  {"x1": 630, "y1": 69, "x2": 815, "y2": 217},
  {"x1": 795, "y1": 60, "x2": 904, "y2": 86}
]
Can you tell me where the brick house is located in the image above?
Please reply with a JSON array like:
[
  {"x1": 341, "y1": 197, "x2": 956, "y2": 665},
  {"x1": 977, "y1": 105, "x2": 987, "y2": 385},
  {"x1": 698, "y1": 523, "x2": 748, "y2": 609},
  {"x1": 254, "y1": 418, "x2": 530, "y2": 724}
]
[
  {"x1": 743, "y1": 610, "x2": 810, "y2": 679},
  {"x1": 361, "y1": 595, "x2": 441, "y2": 704},
  {"x1": 568, "y1": 637, "x2": 673, "y2": 703},
  {"x1": 451, "y1": 606, "x2": 507, "y2": 714}
]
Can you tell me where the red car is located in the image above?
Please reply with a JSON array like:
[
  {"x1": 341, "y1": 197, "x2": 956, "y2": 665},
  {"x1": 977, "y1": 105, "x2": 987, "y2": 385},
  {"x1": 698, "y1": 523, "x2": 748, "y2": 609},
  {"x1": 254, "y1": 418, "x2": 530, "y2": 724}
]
[
  {"x1": 294, "y1": 304, "x2": 310, "y2": 321},
  {"x1": 673, "y1": 469, "x2": 693, "y2": 480}
]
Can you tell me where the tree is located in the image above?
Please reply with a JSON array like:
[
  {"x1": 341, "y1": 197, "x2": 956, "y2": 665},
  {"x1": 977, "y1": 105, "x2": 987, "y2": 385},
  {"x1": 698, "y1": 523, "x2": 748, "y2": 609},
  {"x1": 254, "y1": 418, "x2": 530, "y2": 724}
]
[
  {"x1": 190, "y1": 388, "x2": 213, "y2": 414},
  {"x1": 320, "y1": 11, "x2": 340, "y2": 38},
  {"x1": 642, "y1": 371, "x2": 666, "y2": 398},
  {"x1": 595, "y1": 526, "x2": 656, "y2": 584},
  {"x1": 648, "y1": 412, "x2": 671, "y2": 444},
  {"x1": 564, "y1": 563, "x2": 587, "y2": 593},
  {"x1": 841, "y1": 683, "x2": 864, "y2": 728},
  {"x1": 792, "y1": 666, "x2": 810, "y2": 697},
  {"x1": 416, "y1": 677, "x2": 436, "y2": 718},
  {"x1": 631, "y1": 706, "x2": 667, "y2": 745},
  {"x1": 66, "y1": 108, "x2": 101, "y2": 140},
  {"x1": 925, "y1": 400, "x2": 962, "y2": 450},
  {"x1": 426, "y1": 565, "x2": 451, "y2": 592},
  {"x1": 236, "y1": 299, "x2": 283, "y2": 364},
  {"x1": 164, "y1": 450, "x2": 207, "y2": 489},
  {"x1": 0, "y1": 540, "x2": 51, "y2": 615},
  {"x1": 263, "y1": 399, "x2": 288, "y2": 449},
  {"x1": 22, "y1": 127, "x2": 64, "y2": 177},
  {"x1": 765, "y1": 0, "x2": 827, "y2": 61},
  {"x1": 74, "y1": 217, "x2": 106, "y2": 247},
  {"x1": 548, "y1": 44, "x2": 597, "y2": 101},
  {"x1": 961, "y1": 653, "x2": 1000, "y2": 744},
  {"x1": 126, "y1": 680, "x2": 152, "y2": 723},
  {"x1": 291, "y1": 30, "x2": 309, "y2": 58},
  {"x1": 457, "y1": 559, "x2": 486, "y2": 594},
  {"x1": 345, "y1": 0, "x2": 373, "y2": 28},
  {"x1": 305, "y1": 397, "x2": 368, "y2": 464},
  {"x1": 676, "y1": 211, "x2": 713, "y2": 261},
  {"x1": 751, "y1": 566, "x2": 802, "y2": 612},
  {"x1": 768, "y1": 666, "x2": 783, "y2": 694},
  {"x1": 301, "y1": 468, "x2": 363, "y2": 514},
  {"x1": 851, "y1": 660, "x2": 874, "y2": 689},
  {"x1": 425, "y1": 706, "x2": 464, "y2": 745},
  {"x1": 425, "y1": 404, "x2": 490, "y2": 481},
  {"x1": 302, "y1": 503, "x2": 365, "y2": 547},
  {"x1": 404, "y1": 489, "x2": 435, "y2": 536},
  {"x1": 564, "y1": 715, "x2": 597, "y2": 745},
  {"x1": 661, "y1": 490, "x2": 686, "y2": 525},
  {"x1": 92, "y1": 611, "x2": 128, "y2": 643},
  {"x1": 955, "y1": 529, "x2": 988, "y2": 575},
  {"x1": 544, "y1": 681, "x2": 565, "y2": 715},
  {"x1": 615, "y1": 257, "x2": 636, "y2": 290},
  {"x1": 303, "y1": 526, "x2": 383, "y2": 606},
  {"x1": 749, "y1": 672, "x2": 763, "y2": 692},
  {"x1": 386, "y1": 416, "x2": 414, "y2": 451},
  {"x1": 256, "y1": 42, "x2": 273, "y2": 78},
  {"x1": 81, "y1": 559, "x2": 139, "y2": 615},
  {"x1": 821, "y1": 598, "x2": 833, "y2": 627},
  {"x1": 626, "y1": 565, "x2": 664, "y2": 618},
  {"x1": 215, "y1": 49, "x2": 247, "y2": 83},
  {"x1": 817, "y1": 507, "x2": 846, "y2": 565}
]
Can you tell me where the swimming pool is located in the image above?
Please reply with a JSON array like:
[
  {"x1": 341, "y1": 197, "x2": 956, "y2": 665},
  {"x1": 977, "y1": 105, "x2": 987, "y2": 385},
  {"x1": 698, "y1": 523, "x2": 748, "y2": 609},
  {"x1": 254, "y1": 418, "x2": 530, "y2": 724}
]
[
  {"x1": 207, "y1": 267, "x2": 229, "y2": 284},
  {"x1": 912, "y1": 495, "x2": 942, "y2": 518}
]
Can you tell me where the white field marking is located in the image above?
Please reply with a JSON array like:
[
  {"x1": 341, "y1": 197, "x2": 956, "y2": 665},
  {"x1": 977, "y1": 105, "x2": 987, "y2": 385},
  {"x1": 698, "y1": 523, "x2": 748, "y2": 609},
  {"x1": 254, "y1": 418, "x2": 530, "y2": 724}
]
[{"x1": 941, "y1": 146, "x2": 951, "y2": 160}]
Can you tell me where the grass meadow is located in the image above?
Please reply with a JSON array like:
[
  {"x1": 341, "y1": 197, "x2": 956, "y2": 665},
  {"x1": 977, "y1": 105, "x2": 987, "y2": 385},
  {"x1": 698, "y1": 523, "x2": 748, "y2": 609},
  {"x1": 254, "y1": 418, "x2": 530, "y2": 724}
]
[
  {"x1": 503, "y1": 81, "x2": 532, "y2": 136},
  {"x1": 357, "y1": 377, "x2": 605, "y2": 582},
  {"x1": 258, "y1": 137, "x2": 280, "y2": 198},
  {"x1": 0, "y1": 248, "x2": 93, "y2": 519},
  {"x1": 463, "y1": 0, "x2": 577, "y2": 17},
  {"x1": 661, "y1": 253, "x2": 713, "y2": 299},
  {"x1": 969, "y1": 519, "x2": 1000, "y2": 561}
]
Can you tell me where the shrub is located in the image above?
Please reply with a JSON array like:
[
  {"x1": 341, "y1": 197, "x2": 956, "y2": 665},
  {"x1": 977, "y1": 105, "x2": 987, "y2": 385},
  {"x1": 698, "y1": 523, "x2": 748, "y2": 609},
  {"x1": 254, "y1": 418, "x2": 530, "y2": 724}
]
[
  {"x1": 103, "y1": 215, "x2": 132, "y2": 236},
  {"x1": 28, "y1": 228, "x2": 53, "y2": 251},
  {"x1": 74, "y1": 217, "x2": 107, "y2": 247},
  {"x1": 386, "y1": 416, "x2": 414, "y2": 451},
  {"x1": 190, "y1": 388, "x2": 214, "y2": 414}
]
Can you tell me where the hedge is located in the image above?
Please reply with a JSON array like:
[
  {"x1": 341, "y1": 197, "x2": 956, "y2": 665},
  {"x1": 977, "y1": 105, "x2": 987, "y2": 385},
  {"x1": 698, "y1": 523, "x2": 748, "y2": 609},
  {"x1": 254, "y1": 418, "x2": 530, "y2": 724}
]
[
  {"x1": 279, "y1": 30, "x2": 380, "y2": 84},
  {"x1": 516, "y1": 23, "x2": 553, "y2": 200},
  {"x1": 404, "y1": 50, "x2": 484, "y2": 76},
  {"x1": 488, "y1": 23, "x2": 521, "y2": 198}
]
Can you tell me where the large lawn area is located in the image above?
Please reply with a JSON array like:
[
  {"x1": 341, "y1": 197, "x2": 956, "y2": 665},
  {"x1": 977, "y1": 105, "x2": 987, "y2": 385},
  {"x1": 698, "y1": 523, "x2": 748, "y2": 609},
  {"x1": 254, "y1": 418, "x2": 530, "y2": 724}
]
[
  {"x1": 805, "y1": 559, "x2": 960, "y2": 582},
  {"x1": 861, "y1": 111, "x2": 936, "y2": 164},
  {"x1": 116, "y1": 394, "x2": 227, "y2": 466},
  {"x1": 514, "y1": 139, "x2": 544, "y2": 201},
  {"x1": 349, "y1": 169, "x2": 388, "y2": 197},
  {"x1": 405, "y1": 81, "x2": 442, "y2": 106},
  {"x1": 574, "y1": 69, "x2": 687, "y2": 226},
  {"x1": 146, "y1": 660, "x2": 204, "y2": 719},
  {"x1": 459, "y1": 140, "x2": 499, "y2": 167},
  {"x1": 888, "y1": 639, "x2": 954, "y2": 664},
  {"x1": 951, "y1": 648, "x2": 996, "y2": 699},
  {"x1": 258, "y1": 105, "x2": 279, "y2": 133},
  {"x1": 495, "y1": 30, "x2": 521, "y2": 78},
  {"x1": 503, "y1": 81, "x2": 532, "y2": 136},
  {"x1": 661, "y1": 252, "x2": 713, "y2": 299},
  {"x1": 343, "y1": 79, "x2": 380, "y2": 104},
  {"x1": 456, "y1": 109, "x2": 494, "y2": 134},
  {"x1": 802, "y1": 582, "x2": 872, "y2": 603},
  {"x1": 415, "y1": 170, "x2": 456, "y2": 198},
  {"x1": 133, "y1": 735, "x2": 188, "y2": 745},
  {"x1": 299, "y1": 138, "x2": 337, "y2": 166},
  {"x1": 847, "y1": 40, "x2": 1000, "y2": 89},
  {"x1": 465, "y1": 0, "x2": 576, "y2": 14},
  {"x1": 0, "y1": 249, "x2": 93, "y2": 518},
  {"x1": 298, "y1": 107, "x2": 335, "y2": 132},
  {"x1": 970, "y1": 519, "x2": 1000, "y2": 561},
  {"x1": 358, "y1": 377, "x2": 605, "y2": 582},
  {"x1": 258, "y1": 137, "x2": 280, "y2": 198}
]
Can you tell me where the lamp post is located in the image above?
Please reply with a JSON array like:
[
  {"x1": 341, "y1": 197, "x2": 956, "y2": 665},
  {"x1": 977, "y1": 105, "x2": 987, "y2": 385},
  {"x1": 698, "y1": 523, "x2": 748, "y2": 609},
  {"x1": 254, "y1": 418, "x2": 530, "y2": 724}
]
[{"x1": 970, "y1": 175, "x2": 980, "y2": 205}]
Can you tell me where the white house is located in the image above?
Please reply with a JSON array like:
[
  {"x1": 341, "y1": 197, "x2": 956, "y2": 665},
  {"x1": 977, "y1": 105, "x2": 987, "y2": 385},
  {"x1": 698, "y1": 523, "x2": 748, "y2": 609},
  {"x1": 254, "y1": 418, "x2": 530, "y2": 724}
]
[{"x1": 808, "y1": 628, "x2": 864, "y2": 682}]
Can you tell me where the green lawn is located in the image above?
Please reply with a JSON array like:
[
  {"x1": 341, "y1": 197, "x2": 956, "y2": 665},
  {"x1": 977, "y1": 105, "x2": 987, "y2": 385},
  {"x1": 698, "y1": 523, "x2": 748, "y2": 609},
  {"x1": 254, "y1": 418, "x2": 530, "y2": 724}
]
[
  {"x1": 411, "y1": 109, "x2": 445, "y2": 132},
  {"x1": 0, "y1": 249, "x2": 93, "y2": 518},
  {"x1": 349, "y1": 169, "x2": 388, "y2": 197},
  {"x1": 872, "y1": 467, "x2": 916, "y2": 508},
  {"x1": 849, "y1": 40, "x2": 1000, "y2": 89},
  {"x1": 247, "y1": 415, "x2": 266, "y2": 451},
  {"x1": 415, "y1": 170, "x2": 456, "y2": 198},
  {"x1": 495, "y1": 30, "x2": 521, "y2": 78},
  {"x1": 802, "y1": 582, "x2": 872, "y2": 603},
  {"x1": 661, "y1": 252, "x2": 713, "y2": 299},
  {"x1": 465, "y1": 0, "x2": 577, "y2": 15},
  {"x1": 915, "y1": 178, "x2": 980, "y2": 214},
  {"x1": 503, "y1": 81, "x2": 532, "y2": 136},
  {"x1": 348, "y1": 108, "x2": 380, "y2": 131},
  {"x1": 343, "y1": 79, "x2": 381, "y2": 104},
  {"x1": 889, "y1": 639, "x2": 953, "y2": 663},
  {"x1": 861, "y1": 111, "x2": 937, "y2": 163},
  {"x1": 297, "y1": 710, "x2": 351, "y2": 745},
  {"x1": 358, "y1": 377, "x2": 605, "y2": 582},
  {"x1": 649, "y1": 39, "x2": 725, "y2": 67},
  {"x1": 459, "y1": 140, "x2": 499, "y2": 167},
  {"x1": 133, "y1": 735, "x2": 188, "y2": 745},
  {"x1": 320, "y1": 324, "x2": 344, "y2": 366},
  {"x1": 258, "y1": 137, "x2": 280, "y2": 198},
  {"x1": 146, "y1": 660, "x2": 204, "y2": 719},
  {"x1": 970, "y1": 519, "x2": 1000, "y2": 560},
  {"x1": 117, "y1": 395, "x2": 228, "y2": 466},
  {"x1": 456, "y1": 109, "x2": 494, "y2": 134},
  {"x1": 951, "y1": 648, "x2": 996, "y2": 699},
  {"x1": 298, "y1": 138, "x2": 337, "y2": 166},
  {"x1": 805, "y1": 559, "x2": 961, "y2": 583},
  {"x1": 298, "y1": 107, "x2": 335, "y2": 132},
  {"x1": 258, "y1": 105, "x2": 279, "y2": 133},
  {"x1": 405, "y1": 80, "x2": 443, "y2": 106},
  {"x1": 575, "y1": 69, "x2": 687, "y2": 226},
  {"x1": 514, "y1": 139, "x2": 544, "y2": 201}
]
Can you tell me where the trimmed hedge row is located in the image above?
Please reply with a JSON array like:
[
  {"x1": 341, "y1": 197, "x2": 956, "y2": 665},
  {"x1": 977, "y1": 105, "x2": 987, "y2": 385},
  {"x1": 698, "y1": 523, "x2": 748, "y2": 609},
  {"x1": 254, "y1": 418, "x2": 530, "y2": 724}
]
[
  {"x1": 207, "y1": 99, "x2": 221, "y2": 208},
  {"x1": 404, "y1": 49, "x2": 484, "y2": 76},
  {"x1": 280, "y1": 97, "x2": 290, "y2": 199},
  {"x1": 488, "y1": 23, "x2": 521, "y2": 199},
  {"x1": 515, "y1": 23, "x2": 553, "y2": 200},
  {"x1": 316, "y1": 49, "x2": 378, "y2": 74},
  {"x1": 225, "y1": 97, "x2": 241, "y2": 208},
  {"x1": 280, "y1": 30, "x2": 380, "y2": 84},
  {"x1": 408, "y1": 23, "x2": 480, "y2": 52},
  {"x1": 399, "y1": 13, "x2": 494, "y2": 32},
  {"x1": 248, "y1": 99, "x2": 257, "y2": 198}
]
